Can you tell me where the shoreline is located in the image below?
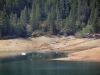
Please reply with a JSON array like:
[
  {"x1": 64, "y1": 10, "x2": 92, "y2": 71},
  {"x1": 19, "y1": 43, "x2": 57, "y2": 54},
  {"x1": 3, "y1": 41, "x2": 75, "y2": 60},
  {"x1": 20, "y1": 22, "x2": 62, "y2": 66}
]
[
  {"x1": 0, "y1": 36, "x2": 100, "y2": 62},
  {"x1": 52, "y1": 47, "x2": 100, "y2": 63}
]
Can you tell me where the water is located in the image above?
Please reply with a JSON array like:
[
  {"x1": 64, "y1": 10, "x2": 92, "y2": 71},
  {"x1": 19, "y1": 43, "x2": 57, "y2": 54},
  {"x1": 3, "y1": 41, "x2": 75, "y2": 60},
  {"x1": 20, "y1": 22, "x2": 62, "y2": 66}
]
[{"x1": 0, "y1": 52, "x2": 100, "y2": 75}]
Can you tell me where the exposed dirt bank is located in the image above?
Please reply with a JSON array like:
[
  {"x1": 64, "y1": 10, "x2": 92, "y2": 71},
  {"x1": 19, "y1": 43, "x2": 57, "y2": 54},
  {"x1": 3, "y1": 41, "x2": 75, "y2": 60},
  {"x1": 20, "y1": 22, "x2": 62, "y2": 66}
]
[
  {"x1": 53, "y1": 47, "x2": 100, "y2": 62},
  {"x1": 0, "y1": 36, "x2": 100, "y2": 62}
]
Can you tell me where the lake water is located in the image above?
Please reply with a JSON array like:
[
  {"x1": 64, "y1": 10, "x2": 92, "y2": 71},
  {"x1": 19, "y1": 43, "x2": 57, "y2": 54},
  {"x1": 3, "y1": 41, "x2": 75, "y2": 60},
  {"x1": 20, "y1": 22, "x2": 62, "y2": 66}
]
[{"x1": 0, "y1": 52, "x2": 100, "y2": 75}]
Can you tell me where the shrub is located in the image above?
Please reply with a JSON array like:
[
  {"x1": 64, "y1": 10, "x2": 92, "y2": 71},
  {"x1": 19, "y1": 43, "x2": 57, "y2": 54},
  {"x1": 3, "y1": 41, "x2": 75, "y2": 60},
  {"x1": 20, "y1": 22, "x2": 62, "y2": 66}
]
[
  {"x1": 31, "y1": 32, "x2": 37, "y2": 37},
  {"x1": 82, "y1": 25, "x2": 94, "y2": 34},
  {"x1": 75, "y1": 25, "x2": 94, "y2": 38},
  {"x1": 75, "y1": 31, "x2": 83, "y2": 38},
  {"x1": 31, "y1": 31, "x2": 44, "y2": 37}
]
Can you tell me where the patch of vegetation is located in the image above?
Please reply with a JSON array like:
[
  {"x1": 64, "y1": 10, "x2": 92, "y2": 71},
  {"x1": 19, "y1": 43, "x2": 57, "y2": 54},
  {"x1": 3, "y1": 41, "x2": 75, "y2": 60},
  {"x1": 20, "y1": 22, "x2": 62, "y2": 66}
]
[{"x1": 0, "y1": 0, "x2": 100, "y2": 38}]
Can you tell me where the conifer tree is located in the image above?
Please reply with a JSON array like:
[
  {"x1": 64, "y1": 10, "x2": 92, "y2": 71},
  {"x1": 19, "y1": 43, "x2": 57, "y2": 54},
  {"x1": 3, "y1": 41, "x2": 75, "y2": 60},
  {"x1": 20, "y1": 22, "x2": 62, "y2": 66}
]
[
  {"x1": 10, "y1": 13, "x2": 18, "y2": 26},
  {"x1": 67, "y1": 0, "x2": 77, "y2": 34},
  {"x1": 30, "y1": 4, "x2": 36, "y2": 31},
  {"x1": 0, "y1": 0, "x2": 100, "y2": 37},
  {"x1": 16, "y1": 20, "x2": 27, "y2": 37},
  {"x1": 87, "y1": 0, "x2": 96, "y2": 25},
  {"x1": 56, "y1": 7, "x2": 61, "y2": 32},
  {"x1": 35, "y1": 4, "x2": 41, "y2": 21},
  {"x1": 0, "y1": 7, "x2": 11, "y2": 37},
  {"x1": 20, "y1": 6, "x2": 29, "y2": 25},
  {"x1": 10, "y1": 13, "x2": 18, "y2": 35},
  {"x1": 59, "y1": 0, "x2": 66, "y2": 19},
  {"x1": 46, "y1": 8, "x2": 56, "y2": 34}
]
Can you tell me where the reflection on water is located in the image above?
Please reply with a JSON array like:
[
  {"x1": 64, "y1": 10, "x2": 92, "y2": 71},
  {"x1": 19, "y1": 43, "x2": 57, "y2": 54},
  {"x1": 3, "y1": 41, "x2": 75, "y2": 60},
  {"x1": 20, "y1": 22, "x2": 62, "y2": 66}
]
[{"x1": 0, "y1": 52, "x2": 100, "y2": 75}]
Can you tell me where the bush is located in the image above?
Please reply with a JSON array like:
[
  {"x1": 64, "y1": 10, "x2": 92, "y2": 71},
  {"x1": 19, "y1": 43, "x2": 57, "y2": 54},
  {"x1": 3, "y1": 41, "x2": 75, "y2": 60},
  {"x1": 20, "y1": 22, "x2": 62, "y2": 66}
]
[
  {"x1": 75, "y1": 25, "x2": 94, "y2": 38},
  {"x1": 31, "y1": 32, "x2": 37, "y2": 37},
  {"x1": 82, "y1": 25, "x2": 94, "y2": 34},
  {"x1": 31, "y1": 31, "x2": 44, "y2": 37},
  {"x1": 75, "y1": 31, "x2": 83, "y2": 38}
]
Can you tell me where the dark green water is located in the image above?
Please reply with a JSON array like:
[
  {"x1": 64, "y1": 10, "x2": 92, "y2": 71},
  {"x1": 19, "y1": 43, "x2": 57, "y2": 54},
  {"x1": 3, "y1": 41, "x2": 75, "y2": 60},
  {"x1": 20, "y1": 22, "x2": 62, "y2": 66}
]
[{"x1": 0, "y1": 52, "x2": 100, "y2": 75}]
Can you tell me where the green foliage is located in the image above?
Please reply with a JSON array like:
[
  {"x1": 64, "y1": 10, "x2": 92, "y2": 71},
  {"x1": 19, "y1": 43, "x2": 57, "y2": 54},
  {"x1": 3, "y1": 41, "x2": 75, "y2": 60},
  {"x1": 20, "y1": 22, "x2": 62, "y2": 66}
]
[
  {"x1": 31, "y1": 31, "x2": 44, "y2": 37},
  {"x1": 75, "y1": 25, "x2": 94, "y2": 38},
  {"x1": 31, "y1": 32, "x2": 37, "y2": 37},
  {"x1": 81, "y1": 25, "x2": 94, "y2": 37},
  {"x1": 29, "y1": 4, "x2": 37, "y2": 31},
  {"x1": 0, "y1": 7, "x2": 11, "y2": 37},
  {"x1": 0, "y1": 0, "x2": 99, "y2": 38},
  {"x1": 75, "y1": 31, "x2": 83, "y2": 38},
  {"x1": 60, "y1": 27, "x2": 70, "y2": 34},
  {"x1": 45, "y1": 11, "x2": 57, "y2": 34},
  {"x1": 75, "y1": 21, "x2": 85, "y2": 31},
  {"x1": 15, "y1": 21, "x2": 27, "y2": 37},
  {"x1": 83, "y1": 25, "x2": 94, "y2": 34},
  {"x1": 35, "y1": 4, "x2": 41, "y2": 21},
  {"x1": 20, "y1": 6, "x2": 29, "y2": 25}
]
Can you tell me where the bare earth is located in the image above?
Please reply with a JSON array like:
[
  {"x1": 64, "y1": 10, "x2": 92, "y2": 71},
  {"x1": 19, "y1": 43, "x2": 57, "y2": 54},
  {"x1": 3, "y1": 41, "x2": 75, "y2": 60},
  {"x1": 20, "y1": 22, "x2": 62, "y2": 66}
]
[
  {"x1": 53, "y1": 47, "x2": 100, "y2": 62},
  {"x1": 0, "y1": 36, "x2": 100, "y2": 62}
]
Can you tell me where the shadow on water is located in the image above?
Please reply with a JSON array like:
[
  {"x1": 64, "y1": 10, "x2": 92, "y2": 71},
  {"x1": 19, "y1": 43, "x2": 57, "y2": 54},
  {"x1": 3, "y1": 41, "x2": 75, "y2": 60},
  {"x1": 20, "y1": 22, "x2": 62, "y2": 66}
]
[{"x1": 0, "y1": 52, "x2": 67, "y2": 63}]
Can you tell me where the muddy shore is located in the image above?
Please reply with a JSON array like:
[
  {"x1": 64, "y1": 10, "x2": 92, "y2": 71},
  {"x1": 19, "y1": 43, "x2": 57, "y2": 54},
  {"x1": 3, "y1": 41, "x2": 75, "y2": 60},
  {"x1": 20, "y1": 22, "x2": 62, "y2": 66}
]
[{"x1": 0, "y1": 36, "x2": 100, "y2": 62}]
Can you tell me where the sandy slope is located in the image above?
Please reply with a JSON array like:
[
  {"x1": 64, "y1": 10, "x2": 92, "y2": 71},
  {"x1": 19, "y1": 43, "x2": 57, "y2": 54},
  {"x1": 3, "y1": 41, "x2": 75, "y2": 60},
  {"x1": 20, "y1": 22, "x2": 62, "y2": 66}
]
[
  {"x1": 0, "y1": 38, "x2": 35, "y2": 51},
  {"x1": 53, "y1": 39, "x2": 100, "y2": 62},
  {"x1": 53, "y1": 47, "x2": 100, "y2": 62}
]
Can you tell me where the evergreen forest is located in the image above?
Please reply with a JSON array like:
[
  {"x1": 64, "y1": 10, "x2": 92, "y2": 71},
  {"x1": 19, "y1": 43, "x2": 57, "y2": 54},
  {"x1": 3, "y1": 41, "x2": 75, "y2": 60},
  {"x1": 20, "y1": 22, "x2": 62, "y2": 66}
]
[{"x1": 0, "y1": 0, "x2": 100, "y2": 38}]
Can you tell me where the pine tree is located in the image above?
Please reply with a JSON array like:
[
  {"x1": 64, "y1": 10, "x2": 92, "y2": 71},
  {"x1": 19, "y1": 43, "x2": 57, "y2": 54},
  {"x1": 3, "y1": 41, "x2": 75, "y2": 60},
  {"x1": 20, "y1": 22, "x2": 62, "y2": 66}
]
[
  {"x1": 87, "y1": 0, "x2": 99, "y2": 33},
  {"x1": 87, "y1": 0, "x2": 96, "y2": 25},
  {"x1": 0, "y1": 0, "x2": 100, "y2": 37},
  {"x1": 67, "y1": 0, "x2": 78, "y2": 34},
  {"x1": 30, "y1": 4, "x2": 36, "y2": 31},
  {"x1": 0, "y1": 7, "x2": 11, "y2": 37},
  {"x1": 59, "y1": 0, "x2": 66, "y2": 19},
  {"x1": 10, "y1": 13, "x2": 18, "y2": 35},
  {"x1": 12, "y1": 0, "x2": 27, "y2": 16},
  {"x1": 0, "y1": 0, "x2": 5, "y2": 10},
  {"x1": 10, "y1": 13, "x2": 18, "y2": 26},
  {"x1": 44, "y1": 0, "x2": 52, "y2": 14},
  {"x1": 20, "y1": 6, "x2": 29, "y2": 25},
  {"x1": 35, "y1": 4, "x2": 41, "y2": 21},
  {"x1": 64, "y1": 0, "x2": 70, "y2": 17},
  {"x1": 56, "y1": 6, "x2": 61, "y2": 32},
  {"x1": 56, "y1": 2, "x2": 61, "y2": 22},
  {"x1": 46, "y1": 10, "x2": 56, "y2": 34},
  {"x1": 16, "y1": 21, "x2": 27, "y2": 37}
]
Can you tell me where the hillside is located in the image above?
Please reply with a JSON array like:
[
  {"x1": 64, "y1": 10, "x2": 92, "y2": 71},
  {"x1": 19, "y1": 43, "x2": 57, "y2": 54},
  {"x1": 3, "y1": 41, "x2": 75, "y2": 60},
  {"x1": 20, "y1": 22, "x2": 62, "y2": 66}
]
[{"x1": 0, "y1": 0, "x2": 100, "y2": 38}]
